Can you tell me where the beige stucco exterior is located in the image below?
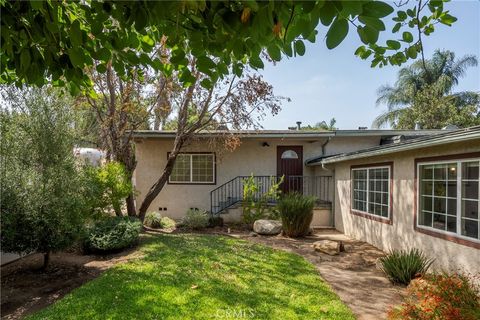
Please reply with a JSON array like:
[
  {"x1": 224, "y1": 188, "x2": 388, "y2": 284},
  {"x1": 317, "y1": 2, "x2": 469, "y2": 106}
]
[
  {"x1": 331, "y1": 140, "x2": 480, "y2": 274},
  {"x1": 134, "y1": 135, "x2": 382, "y2": 220}
]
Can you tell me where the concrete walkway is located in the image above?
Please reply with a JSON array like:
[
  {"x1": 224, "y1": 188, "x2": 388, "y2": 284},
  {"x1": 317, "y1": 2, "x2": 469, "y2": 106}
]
[{"x1": 238, "y1": 229, "x2": 405, "y2": 320}]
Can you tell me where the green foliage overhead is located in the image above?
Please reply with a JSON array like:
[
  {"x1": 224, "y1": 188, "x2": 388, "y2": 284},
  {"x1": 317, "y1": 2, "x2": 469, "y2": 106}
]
[{"x1": 1, "y1": 1, "x2": 456, "y2": 93}]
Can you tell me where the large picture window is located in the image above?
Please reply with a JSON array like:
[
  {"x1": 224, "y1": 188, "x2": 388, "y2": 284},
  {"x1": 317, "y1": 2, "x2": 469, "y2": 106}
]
[
  {"x1": 169, "y1": 153, "x2": 215, "y2": 184},
  {"x1": 352, "y1": 165, "x2": 391, "y2": 220},
  {"x1": 417, "y1": 158, "x2": 479, "y2": 242}
]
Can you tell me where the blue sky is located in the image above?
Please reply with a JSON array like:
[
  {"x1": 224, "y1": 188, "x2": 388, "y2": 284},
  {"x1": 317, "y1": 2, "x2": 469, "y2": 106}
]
[{"x1": 258, "y1": 0, "x2": 480, "y2": 130}]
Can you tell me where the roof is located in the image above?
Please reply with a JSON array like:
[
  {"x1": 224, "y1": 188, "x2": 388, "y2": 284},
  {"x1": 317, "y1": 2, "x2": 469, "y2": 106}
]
[
  {"x1": 133, "y1": 129, "x2": 447, "y2": 139},
  {"x1": 306, "y1": 126, "x2": 480, "y2": 165}
]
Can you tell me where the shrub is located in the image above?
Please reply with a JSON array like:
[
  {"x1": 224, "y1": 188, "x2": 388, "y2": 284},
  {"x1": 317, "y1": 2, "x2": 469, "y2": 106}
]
[
  {"x1": 208, "y1": 215, "x2": 224, "y2": 227},
  {"x1": 83, "y1": 161, "x2": 133, "y2": 217},
  {"x1": 388, "y1": 272, "x2": 480, "y2": 320},
  {"x1": 277, "y1": 193, "x2": 316, "y2": 237},
  {"x1": 181, "y1": 209, "x2": 209, "y2": 230},
  {"x1": 84, "y1": 216, "x2": 142, "y2": 253},
  {"x1": 242, "y1": 175, "x2": 283, "y2": 226},
  {"x1": 144, "y1": 212, "x2": 163, "y2": 228},
  {"x1": 159, "y1": 217, "x2": 176, "y2": 229},
  {"x1": 379, "y1": 249, "x2": 434, "y2": 285}
]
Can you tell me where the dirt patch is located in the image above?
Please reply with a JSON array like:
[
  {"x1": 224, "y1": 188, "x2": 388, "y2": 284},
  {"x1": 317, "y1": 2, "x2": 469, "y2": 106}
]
[
  {"x1": 219, "y1": 228, "x2": 406, "y2": 320},
  {"x1": 1, "y1": 245, "x2": 143, "y2": 320}
]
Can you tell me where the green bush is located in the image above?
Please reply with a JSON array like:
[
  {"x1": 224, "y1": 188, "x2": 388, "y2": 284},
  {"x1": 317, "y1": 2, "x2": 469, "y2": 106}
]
[
  {"x1": 144, "y1": 212, "x2": 163, "y2": 228},
  {"x1": 84, "y1": 216, "x2": 142, "y2": 253},
  {"x1": 181, "y1": 209, "x2": 209, "y2": 230},
  {"x1": 242, "y1": 175, "x2": 283, "y2": 226},
  {"x1": 0, "y1": 87, "x2": 89, "y2": 269},
  {"x1": 208, "y1": 215, "x2": 224, "y2": 227},
  {"x1": 277, "y1": 193, "x2": 316, "y2": 237},
  {"x1": 159, "y1": 217, "x2": 176, "y2": 229},
  {"x1": 379, "y1": 249, "x2": 434, "y2": 285},
  {"x1": 83, "y1": 161, "x2": 133, "y2": 217}
]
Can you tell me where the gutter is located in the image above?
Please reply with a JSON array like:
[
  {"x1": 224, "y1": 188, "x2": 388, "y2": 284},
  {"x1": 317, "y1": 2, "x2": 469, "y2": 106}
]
[
  {"x1": 320, "y1": 128, "x2": 480, "y2": 165},
  {"x1": 131, "y1": 129, "x2": 447, "y2": 139},
  {"x1": 133, "y1": 131, "x2": 337, "y2": 139}
]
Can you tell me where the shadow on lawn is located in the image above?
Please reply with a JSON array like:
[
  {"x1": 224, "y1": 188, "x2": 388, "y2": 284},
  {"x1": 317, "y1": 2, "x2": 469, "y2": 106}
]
[{"x1": 28, "y1": 234, "x2": 354, "y2": 320}]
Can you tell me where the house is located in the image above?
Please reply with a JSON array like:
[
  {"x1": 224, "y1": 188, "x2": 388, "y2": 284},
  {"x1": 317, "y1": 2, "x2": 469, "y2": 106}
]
[{"x1": 133, "y1": 126, "x2": 479, "y2": 273}]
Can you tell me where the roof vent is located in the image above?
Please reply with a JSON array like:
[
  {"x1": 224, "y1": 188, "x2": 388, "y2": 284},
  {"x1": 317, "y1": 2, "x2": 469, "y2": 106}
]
[
  {"x1": 358, "y1": 126, "x2": 368, "y2": 130},
  {"x1": 296, "y1": 121, "x2": 302, "y2": 130}
]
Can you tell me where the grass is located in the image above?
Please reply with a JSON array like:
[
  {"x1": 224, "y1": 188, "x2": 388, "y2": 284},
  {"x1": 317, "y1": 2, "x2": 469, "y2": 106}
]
[{"x1": 29, "y1": 234, "x2": 354, "y2": 320}]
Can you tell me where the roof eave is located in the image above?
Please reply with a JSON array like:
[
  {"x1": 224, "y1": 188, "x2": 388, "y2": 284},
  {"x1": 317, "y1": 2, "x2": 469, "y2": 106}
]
[{"x1": 316, "y1": 131, "x2": 480, "y2": 165}]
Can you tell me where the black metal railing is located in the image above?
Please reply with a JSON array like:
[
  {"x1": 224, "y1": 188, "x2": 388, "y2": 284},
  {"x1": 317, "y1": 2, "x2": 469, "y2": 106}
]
[{"x1": 210, "y1": 175, "x2": 333, "y2": 215}]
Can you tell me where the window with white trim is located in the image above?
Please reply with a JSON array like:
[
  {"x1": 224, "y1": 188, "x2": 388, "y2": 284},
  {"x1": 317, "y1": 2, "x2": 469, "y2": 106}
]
[
  {"x1": 169, "y1": 153, "x2": 215, "y2": 184},
  {"x1": 352, "y1": 166, "x2": 391, "y2": 218},
  {"x1": 418, "y1": 159, "x2": 479, "y2": 241}
]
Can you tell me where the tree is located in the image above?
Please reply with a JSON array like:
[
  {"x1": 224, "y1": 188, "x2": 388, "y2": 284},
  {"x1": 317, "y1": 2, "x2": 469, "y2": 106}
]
[
  {"x1": 396, "y1": 85, "x2": 480, "y2": 129},
  {"x1": 137, "y1": 72, "x2": 285, "y2": 220},
  {"x1": 373, "y1": 50, "x2": 479, "y2": 128},
  {"x1": 0, "y1": 87, "x2": 88, "y2": 269},
  {"x1": 300, "y1": 118, "x2": 337, "y2": 131},
  {"x1": 1, "y1": 1, "x2": 458, "y2": 92},
  {"x1": 81, "y1": 62, "x2": 165, "y2": 216}
]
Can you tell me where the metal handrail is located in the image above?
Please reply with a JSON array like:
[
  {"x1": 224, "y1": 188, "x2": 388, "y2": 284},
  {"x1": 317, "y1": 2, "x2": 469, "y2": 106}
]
[{"x1": 210, "y1": 175, "x2": 333, "y2": 215}]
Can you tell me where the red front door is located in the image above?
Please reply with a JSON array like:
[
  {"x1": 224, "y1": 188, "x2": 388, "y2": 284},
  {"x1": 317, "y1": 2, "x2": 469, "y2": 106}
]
[{"x1": 277, "y1": 146, "x2": 303, "y2": 193}]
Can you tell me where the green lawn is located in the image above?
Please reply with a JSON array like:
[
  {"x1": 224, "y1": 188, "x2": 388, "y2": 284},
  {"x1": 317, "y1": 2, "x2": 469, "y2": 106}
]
[{"x1": 29, "y1": 234, "x2": 354, "y2": 320}]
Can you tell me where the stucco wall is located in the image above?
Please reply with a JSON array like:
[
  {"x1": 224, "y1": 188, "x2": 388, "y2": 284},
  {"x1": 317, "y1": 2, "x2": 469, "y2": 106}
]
[
  {"x1": 332, "y1": 140, "x2": 480, "y2": 273},
  {"x1": 134, "y1": 135, "x2": 381, "y2": 220},
  {"x1": 135, "y1": 138, "x2": 315, "y2": 219}
]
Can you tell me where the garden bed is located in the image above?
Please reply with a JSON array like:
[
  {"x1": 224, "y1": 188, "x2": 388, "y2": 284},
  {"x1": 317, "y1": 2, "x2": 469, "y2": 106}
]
[{"x1": 1, "y1": 247, "x2": 142, "y2": 320}]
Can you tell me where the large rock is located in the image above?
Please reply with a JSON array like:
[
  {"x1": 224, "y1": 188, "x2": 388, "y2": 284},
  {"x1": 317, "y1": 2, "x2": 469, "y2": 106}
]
[
  {"x1": 253, "y1": 219, "x2": 282, "y2": 235},
  {"x1": 313, "y1": 240, "x2": 342, "y2": 255}
]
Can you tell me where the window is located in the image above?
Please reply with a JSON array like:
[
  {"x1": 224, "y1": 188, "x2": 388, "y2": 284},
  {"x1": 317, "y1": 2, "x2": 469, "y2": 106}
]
[
  {"x1": 281, "y1": 150, "x2": 299, "y2": 159},
  {"x1": 352, "y1": 165, "x2": 391, "y2": 219},
  {"x1": 169, "y1": 153, "x2": 215, "y2": 184},
  {"x1": 417, "y1": 158, "x2": 479, "y2": 242}
]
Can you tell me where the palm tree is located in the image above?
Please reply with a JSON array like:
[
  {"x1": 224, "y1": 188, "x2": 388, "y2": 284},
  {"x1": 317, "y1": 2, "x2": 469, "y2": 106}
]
[{"x1": 373, "y1": 50, "x2": 478, "y2": 128}]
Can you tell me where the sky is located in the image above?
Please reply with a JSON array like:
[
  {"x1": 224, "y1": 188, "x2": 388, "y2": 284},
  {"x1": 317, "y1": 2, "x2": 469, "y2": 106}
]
[{"x1": 257, "y1": 0, "x2": 480, "y2": 130}]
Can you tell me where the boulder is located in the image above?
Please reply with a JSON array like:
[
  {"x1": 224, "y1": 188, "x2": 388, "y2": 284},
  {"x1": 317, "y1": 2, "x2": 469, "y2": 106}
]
[
  {"x1": 253, "y1": 219, "x2": 282, "y2": 235},
  {"x1": 313, "y1": 240, "x2": 342, "y2": 255}
]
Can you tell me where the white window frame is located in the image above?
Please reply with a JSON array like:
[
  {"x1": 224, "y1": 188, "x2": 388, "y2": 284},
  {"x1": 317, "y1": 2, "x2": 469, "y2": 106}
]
[
  {"x1": 416, "y1": 158, "x2": 480, "y2": 244},
  {"x1": 169, "y1": 153, "x2": 216, "y2": 184},
  {"x1": 351, "y1": 165, "x2": 391, "y2": 220}
]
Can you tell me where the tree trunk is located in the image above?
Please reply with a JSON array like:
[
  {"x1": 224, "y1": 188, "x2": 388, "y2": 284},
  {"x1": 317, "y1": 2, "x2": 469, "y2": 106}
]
[
  {"x1": 126, "y1": 193, "x2": 136, "y2": 216},
  {"x1": 113, "y1": 203, "x2": 123, "y2": 216},
  {"x1": 42, "y1": 251, "x2": 50, "y2": 270},
  {"x1": 138, "y1": 152, "x2": 178, "y2": 221}
]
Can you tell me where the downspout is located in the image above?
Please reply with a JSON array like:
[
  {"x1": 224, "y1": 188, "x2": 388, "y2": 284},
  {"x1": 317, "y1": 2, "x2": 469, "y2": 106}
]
[
  {"x1": 321, "y1": 161, "x2": 335, "y2": 229},
  {"x1": 320, "y1": 136, "x2": 335, "y2": 228},
  {"x1": 321, "y1": 137, "x2": 331, "y2": 155}
]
